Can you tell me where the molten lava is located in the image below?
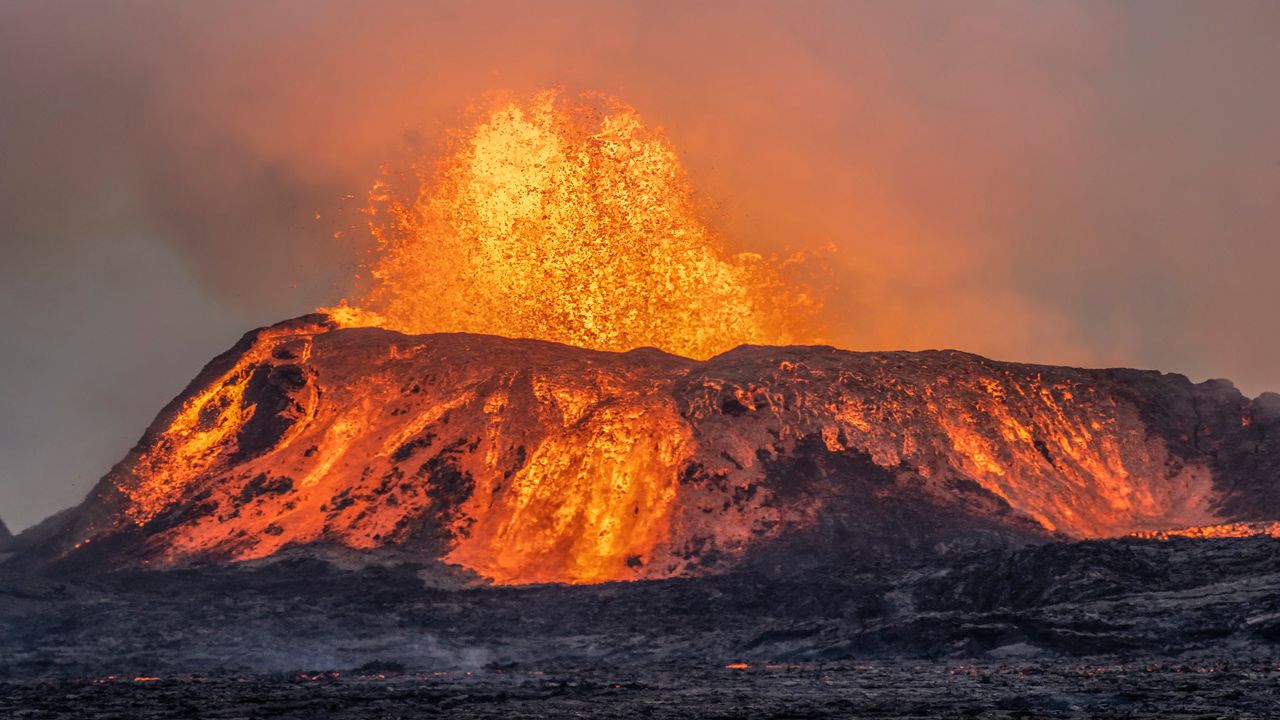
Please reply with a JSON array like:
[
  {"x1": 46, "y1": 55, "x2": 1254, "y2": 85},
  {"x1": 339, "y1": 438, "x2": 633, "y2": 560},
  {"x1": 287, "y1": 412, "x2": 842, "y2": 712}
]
[
  {"x1": 326, "y1": 89, "x2": 817, "y2": 359},
  {"x1": 1132, "y1": 522, "x2": 1280, "y2": 541}
]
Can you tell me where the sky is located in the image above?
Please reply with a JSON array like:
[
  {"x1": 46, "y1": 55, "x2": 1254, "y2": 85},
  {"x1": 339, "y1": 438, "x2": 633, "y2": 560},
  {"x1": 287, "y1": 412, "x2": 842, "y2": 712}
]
[{"x1": 1, "y1": 1, "x2": 1277, "y2": 532}]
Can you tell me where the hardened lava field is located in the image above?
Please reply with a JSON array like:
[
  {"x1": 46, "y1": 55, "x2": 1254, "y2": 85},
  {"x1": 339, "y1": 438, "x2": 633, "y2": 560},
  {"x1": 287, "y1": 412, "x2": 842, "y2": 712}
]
[{"x1": 6, "y1": 660, "x2": 1280, "y2": 720}]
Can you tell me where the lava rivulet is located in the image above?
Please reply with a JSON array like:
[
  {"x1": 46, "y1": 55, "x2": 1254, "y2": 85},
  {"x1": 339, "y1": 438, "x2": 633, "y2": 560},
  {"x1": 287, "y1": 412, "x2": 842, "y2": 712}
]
[
  {"x1": 324, "y1": 89, "x2": 819, "y2": 360},
  {"x1": 70, "y1": 317, "x2": 1278, "y2": 585},
  {"x1": 119, "y1": 320, "x2": 324, "y2": 526}
]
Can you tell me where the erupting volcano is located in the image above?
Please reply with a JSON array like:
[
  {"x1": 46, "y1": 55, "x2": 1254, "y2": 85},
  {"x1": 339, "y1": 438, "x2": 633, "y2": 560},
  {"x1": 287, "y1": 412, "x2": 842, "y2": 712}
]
[
  {"x1": 7, "y1": 3, "x2": 1280, "y2": 714},
  {"x1": 16, "y1": 91, "x2": 1280, "y2": 591},
  {"x1": 48, "y1": 314, "x2": 1280, "y2": 587}
]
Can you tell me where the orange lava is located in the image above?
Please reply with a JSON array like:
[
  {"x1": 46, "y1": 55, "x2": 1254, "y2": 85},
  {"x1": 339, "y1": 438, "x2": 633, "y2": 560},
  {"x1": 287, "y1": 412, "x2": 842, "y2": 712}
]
[
  {"x1": 120, "y1": 321, "x2": 322, "y2": 525},
  {"x1": 325, "y1": 89, "x2": 819, "y2": 359},
  {"x1": 1132, "y1": 522, "x2": 1280, "y2": 540},
  {"x1": 442, "y1": 375, "x2": 695, "y2": 584}
]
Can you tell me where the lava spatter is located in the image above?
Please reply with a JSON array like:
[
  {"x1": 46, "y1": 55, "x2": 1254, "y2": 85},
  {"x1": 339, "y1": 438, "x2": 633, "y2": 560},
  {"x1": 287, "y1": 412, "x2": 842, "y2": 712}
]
[{"x1": 325, "y1": 89, "x2": 820, "y2": 359}]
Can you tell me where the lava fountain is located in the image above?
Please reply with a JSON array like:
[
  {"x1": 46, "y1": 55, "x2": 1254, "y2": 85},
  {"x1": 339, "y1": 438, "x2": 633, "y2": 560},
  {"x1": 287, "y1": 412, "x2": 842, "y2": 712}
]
[{"x1": 326, "y1": 89, "x2": 821, "y2": 358}]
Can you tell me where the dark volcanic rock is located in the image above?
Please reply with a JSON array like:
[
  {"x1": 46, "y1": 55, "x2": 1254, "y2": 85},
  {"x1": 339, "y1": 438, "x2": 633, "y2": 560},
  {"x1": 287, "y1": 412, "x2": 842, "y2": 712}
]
[
  {"x1": 0, "y1": 517, "x2": 10, "y2": 550},
  {"x1": 3, "y1": 530, "x2": 1278, "y2": 717},
  {"x1": 2, "y1": 537, "x2": 1279, "y2": 680},
  {"x1": 5, "y1": 659, "x2": 1280, "y2": 720}
]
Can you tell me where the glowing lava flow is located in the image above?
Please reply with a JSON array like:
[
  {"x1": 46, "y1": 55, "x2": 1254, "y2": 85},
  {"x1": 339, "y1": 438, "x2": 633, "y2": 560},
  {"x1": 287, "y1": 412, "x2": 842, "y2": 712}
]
[
  {"x1": 446, "y1": 371, "x2": 695, "y2": 584},
  {"x1": 120, "y1": 321, "x2": 322, "y2": 525},
  {"x1": 326, "y1": 89, "x2": 818, "y2": 359}
]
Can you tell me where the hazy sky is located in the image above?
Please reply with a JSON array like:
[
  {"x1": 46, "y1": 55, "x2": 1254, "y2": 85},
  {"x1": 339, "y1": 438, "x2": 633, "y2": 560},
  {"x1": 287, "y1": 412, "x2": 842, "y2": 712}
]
[{"x1": 2, "y1": 1, "x2": 1277, "y2": 531}]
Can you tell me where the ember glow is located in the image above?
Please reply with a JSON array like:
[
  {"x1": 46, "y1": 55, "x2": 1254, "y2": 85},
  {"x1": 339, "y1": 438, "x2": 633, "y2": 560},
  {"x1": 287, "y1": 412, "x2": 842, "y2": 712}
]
[
  {"x1": 326, "y1": 89, "x2": 819, "y2": 359},
  {"x1": 1132, "y1": 522, "x2": 1280, "y2": 541}
]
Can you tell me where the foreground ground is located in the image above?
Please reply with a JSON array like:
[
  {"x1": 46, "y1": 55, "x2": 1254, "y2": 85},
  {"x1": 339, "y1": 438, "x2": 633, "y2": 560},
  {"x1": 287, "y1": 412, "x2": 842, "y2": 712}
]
[
  {"x1": 4, "y1": 659, "x2": 1279, "y2": 719},
  {"x1": 3, "y1": 537, "x2": 1280, "y2": 717}
]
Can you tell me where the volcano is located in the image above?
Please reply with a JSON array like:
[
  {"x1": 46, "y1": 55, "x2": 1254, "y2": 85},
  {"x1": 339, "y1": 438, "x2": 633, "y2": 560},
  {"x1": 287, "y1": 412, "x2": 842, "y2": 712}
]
[
  {"x1": 20, "y1": 312, "x2": 1279, "y2": 585},
  {"x1": 6, "y1": 93, "x2": 1279, "y2": 704},
  {"x1": 8, "y1": 316, "x2": 1280, "y2": 713}
]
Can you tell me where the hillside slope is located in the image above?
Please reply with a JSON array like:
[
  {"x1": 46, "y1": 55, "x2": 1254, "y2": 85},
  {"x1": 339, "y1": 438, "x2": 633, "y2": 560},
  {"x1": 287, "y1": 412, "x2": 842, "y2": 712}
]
[{"x1": 25, "y1": 314, "x2": 1280, "y2": 584}]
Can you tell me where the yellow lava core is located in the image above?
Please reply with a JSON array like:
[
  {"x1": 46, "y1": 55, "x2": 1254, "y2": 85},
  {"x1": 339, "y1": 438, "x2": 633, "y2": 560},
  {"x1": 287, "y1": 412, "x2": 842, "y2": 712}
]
[{"x1": 328, "y1": 89, "x2": 817, "y2": 359}]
